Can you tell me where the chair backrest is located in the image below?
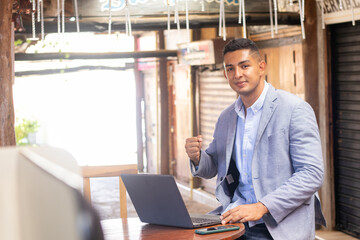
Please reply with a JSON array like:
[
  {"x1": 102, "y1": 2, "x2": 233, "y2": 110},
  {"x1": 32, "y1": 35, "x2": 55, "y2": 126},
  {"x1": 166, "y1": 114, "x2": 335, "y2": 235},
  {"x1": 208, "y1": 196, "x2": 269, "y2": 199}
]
[
  {"x1": 81, "y1": 164, "x2": 138, "y2": 218},
  {"x1": 0, "y1": 146, "x2": 104, "y2": 240}
]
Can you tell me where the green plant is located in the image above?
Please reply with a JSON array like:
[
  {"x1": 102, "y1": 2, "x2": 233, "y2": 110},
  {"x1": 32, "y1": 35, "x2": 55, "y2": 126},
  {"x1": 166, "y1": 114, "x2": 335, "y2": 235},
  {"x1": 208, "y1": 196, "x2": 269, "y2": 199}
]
[{"x1": 15, "y1": 118, "x2": 40, "y2": 146}]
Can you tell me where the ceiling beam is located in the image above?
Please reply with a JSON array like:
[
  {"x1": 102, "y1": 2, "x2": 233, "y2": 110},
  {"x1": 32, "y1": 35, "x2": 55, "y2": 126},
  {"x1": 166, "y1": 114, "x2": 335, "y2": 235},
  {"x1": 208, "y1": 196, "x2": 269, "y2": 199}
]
[{"x1": 15, "y1": 50, "x2": 178, "y2": 61}]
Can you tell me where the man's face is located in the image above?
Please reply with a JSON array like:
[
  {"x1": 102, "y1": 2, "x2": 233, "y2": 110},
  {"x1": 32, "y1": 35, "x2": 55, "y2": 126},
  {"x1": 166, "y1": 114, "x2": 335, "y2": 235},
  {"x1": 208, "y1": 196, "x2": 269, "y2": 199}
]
[{"x1": 223, "y1": 49, "x2": 266, "y2": 98}]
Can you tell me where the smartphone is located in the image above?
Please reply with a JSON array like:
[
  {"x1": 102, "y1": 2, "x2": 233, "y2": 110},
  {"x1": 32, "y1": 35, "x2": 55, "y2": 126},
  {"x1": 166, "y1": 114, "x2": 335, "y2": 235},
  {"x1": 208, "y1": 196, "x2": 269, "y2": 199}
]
[{"x1": 195, "y1": 225, "x2": 240, "y2": 235}]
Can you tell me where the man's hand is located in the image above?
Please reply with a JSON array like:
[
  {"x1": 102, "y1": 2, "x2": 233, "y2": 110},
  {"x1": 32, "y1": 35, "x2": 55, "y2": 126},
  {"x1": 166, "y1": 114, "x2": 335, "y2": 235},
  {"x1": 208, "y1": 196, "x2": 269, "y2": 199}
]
[
  {"x1": 220, "y1": 202, "x2": 269, "y2": 224},
  {"x1": 185, "y1": 135, "x2": 202, "y2": 166}
]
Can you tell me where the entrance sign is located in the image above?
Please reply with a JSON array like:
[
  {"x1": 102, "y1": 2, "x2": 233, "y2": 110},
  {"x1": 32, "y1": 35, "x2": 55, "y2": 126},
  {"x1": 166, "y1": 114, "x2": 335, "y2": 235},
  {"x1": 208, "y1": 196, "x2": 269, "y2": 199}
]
[
  {"x1": 177, "y1": 40, "x2": 215, "y2": 66},
  {"x1": 319, "y1": 0, "x2": 360, "y2": 25}
]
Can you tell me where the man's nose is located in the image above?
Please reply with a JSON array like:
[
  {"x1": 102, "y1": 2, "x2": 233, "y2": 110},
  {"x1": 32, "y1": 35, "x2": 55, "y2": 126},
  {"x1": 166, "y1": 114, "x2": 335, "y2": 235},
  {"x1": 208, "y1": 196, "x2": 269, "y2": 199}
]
[{"x1": 234, "y1": 66, "x2": 243, "y2": 78}]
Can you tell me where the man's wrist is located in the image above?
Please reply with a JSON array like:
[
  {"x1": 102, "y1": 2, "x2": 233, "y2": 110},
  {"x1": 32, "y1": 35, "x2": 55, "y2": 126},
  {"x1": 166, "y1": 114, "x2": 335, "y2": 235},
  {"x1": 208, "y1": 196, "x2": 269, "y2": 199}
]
[{"x1": 257, "y1": 202, "x2": 269, "y2": 215}]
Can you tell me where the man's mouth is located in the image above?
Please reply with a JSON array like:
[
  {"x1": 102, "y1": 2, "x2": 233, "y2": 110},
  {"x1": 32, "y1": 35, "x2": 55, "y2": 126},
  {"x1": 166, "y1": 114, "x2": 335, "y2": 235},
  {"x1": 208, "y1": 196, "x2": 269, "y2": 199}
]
[{"x1": 235, "y1": 81, "x2": 247, "y2": 87}]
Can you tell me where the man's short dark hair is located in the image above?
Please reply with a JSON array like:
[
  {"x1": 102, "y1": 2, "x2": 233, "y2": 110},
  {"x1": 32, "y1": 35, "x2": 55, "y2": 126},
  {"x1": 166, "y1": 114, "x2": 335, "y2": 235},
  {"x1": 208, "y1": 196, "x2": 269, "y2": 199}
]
[{"x1": 223, "y1": 38, "x2": 260, "y2": 58}]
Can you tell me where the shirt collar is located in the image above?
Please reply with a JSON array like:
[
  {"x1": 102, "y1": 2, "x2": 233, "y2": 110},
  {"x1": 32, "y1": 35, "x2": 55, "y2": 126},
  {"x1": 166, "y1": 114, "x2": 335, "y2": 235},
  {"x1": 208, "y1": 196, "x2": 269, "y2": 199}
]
[
  {"x1": 250, "y1": 80, "x2": 269, "y2": 113},
  {"x1": 234, "y1": 80, "x2": 269, "y2": 116}
]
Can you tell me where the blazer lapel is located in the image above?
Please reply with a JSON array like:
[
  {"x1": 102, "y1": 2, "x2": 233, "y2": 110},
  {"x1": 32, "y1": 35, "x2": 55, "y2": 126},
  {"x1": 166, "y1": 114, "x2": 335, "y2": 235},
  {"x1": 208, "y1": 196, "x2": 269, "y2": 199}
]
[
  {"x1": 254, "y1": 85, "x2": 278, "y2": 148},
  {"x1": 225, "y1": 107, "x2": 237, "y2": 170}
]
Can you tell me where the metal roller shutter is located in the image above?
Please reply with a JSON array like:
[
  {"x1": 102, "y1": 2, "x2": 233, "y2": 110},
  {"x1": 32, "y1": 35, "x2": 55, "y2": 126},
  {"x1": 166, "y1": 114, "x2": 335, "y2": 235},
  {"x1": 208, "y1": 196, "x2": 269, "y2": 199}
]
[
  {"x1": 332, "y1": 22, "x2": 360, "y2": 238},
  {"x1": 199, "y1": 68, "x2": 237, "y2": 148},
  {"x1": 198, "y1": 68, "x2": 237, "y2": 193}
]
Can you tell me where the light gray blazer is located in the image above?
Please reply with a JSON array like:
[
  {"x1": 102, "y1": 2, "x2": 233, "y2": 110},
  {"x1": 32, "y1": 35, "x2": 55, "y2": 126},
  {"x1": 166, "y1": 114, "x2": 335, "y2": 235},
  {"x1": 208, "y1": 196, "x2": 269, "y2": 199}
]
[{"x1": 192, "y1": 84, "x2": 326, "y2": 240}]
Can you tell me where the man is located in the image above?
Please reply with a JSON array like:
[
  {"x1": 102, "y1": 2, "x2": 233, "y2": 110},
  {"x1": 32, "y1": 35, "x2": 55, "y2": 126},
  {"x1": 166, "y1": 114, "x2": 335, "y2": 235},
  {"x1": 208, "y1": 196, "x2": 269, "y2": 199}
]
[{"x1": 185, "y1": 38, "x2": 326, "y2": 240}]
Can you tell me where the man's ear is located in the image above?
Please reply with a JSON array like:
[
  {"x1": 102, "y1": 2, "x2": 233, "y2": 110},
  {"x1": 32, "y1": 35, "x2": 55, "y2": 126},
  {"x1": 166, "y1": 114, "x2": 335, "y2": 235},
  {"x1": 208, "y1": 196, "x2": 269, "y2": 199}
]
[
  {"x1": 259, "y1": 60, "x2": 266, "y2": 76},
  {"x1": 223, "y1": 70, "x2": 228, "y2": 79}
]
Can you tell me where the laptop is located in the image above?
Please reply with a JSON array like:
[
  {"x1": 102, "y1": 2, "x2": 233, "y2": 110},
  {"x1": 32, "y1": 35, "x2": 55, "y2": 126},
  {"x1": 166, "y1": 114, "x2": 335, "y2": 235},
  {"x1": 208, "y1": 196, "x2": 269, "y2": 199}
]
[{"x1": 120, "y1": 173, "x2": 222, "y2": 229}]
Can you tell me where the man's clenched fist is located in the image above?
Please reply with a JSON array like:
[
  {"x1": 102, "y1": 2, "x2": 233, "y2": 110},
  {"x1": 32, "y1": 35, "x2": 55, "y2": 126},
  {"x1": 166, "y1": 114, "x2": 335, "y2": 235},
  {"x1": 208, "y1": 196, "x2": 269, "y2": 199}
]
[{"x1": 185, "y1": 135, "x2": 203, "y2": 166}]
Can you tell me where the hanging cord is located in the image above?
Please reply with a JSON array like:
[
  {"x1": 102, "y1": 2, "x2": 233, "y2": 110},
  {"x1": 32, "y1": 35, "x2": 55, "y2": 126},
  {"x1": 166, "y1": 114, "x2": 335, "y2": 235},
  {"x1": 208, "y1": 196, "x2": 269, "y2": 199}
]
[
  {"x1": 222, "y1": 0, "x2": 226, "y2": 40},
  {"x1": 301, "y1": 0, "x2": 305, "y2": 21},
  {"x1": 273, "y1": 0, "x2": 278, "y2": 34},
  {"x1": 31, "y1": 0, "x2": 36, "y2": 39},
  {"x1": 219, "y1": 0, "x2": 226, "y2": 40},
  {"x1": 57, "y1": 0, "x2": 60, "y2": 34},
  {"x1": 28, "y1": 0, "x2": 39, "y2": 40},
  {"x1": 108, "y1": 0, "x2": 112, "y2": 34},
  {"x1": 74, "y1": 0, "x2": 80, "y2": 32},
  {"x1": 37, "y1": 0, "x2": 40, "y2": 22},
  {"x1": 298, "y1": 0, "x2": 305, "y2": 39},
  {"x1": 167, "y1": 0, "x2": 171, "y2": 31},
  {"x1": 62, "y1": 0, "x2": 65, "y2": 34},
  {"x1": 269, "y1": 0, "x2": 274, "y2": 38},
  {"x1": 238, "y1": 0, "x2": 242, "y2": 24},
  {"x1": 174, "y1": 0, "x2": 180, "y2": 42},
  {"x1": 219, "y1": 0, "x2": 222, "y2": 37},
  {"x1": 350, "y1": 0, "x2": 355, "y2": 26},
  {"x1": 185, "y1": 0, "x2": 190, "y2": 48},
  {"x1": 242, "y1": 0, "x2": 246, "y2": 37},
  {"x1": 125, "y1": 0, "x2": 132, "y2": 37},
  {"x1": 321, "y1": 0, "x2": 325, "y2": 29},
  {"x1": 40, "y1": 0, "x2": 44, "y2": 41}
]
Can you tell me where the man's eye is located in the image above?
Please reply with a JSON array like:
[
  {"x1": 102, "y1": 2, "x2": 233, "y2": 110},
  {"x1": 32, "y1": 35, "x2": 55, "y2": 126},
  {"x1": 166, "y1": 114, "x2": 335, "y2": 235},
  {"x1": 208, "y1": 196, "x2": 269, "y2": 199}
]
[
  {"x1": 227, "y1": 68, "x2": 233, "y2": 72},
  {"x1": 241, "y1": 65, "x2": 249, "y2": 69}
]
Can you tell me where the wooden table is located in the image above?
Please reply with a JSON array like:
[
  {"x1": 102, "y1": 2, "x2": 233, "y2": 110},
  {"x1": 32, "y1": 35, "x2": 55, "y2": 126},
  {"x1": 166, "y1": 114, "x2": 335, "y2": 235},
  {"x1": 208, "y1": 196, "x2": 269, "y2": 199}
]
[{"x1": 101, "y1": 218, "x2": 245, "y2": 240}]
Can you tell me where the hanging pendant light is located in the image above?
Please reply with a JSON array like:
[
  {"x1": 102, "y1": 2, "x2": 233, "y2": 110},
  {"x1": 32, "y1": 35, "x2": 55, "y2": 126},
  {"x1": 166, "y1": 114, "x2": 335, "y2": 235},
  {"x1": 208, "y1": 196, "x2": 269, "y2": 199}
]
[{"x1": 339, "y1": 0, "x2": 343, "y2": 10}]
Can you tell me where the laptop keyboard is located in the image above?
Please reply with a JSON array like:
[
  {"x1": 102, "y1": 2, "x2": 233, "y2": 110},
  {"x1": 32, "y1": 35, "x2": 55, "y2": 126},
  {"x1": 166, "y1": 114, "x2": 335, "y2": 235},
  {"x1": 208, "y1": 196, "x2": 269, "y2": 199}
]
[{"x1": 191, "y1": 217, "x2": 220, "y2": 224}]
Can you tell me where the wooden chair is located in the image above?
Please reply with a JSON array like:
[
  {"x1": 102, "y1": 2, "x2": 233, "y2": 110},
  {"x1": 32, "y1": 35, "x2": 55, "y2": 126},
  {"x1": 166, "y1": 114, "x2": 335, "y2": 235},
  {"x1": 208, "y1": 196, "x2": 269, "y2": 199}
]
[{"x1": 81, "y1": 164, "x2": 137, "y2": 218}]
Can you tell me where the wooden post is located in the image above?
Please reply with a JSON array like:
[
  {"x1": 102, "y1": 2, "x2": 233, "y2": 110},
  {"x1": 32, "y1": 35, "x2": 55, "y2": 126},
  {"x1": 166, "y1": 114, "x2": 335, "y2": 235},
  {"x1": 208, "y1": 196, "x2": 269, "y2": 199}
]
[
  {"x1": 302, "y1": 0, "x2": 319, "y2": 120},
  {"x1": 303, "y1": 0, "x2": 334, "y2": 230},
  {"x1": 158, "y1": 30, "x2": 169, "y2": 175},
  {"x1": 0, "y1": 0, "x2": 16, "y2": 146},
  {"x1": 134, "y1": 36, "x2": 144, "y2": 172}
]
